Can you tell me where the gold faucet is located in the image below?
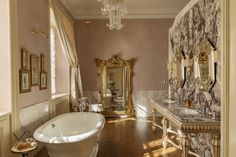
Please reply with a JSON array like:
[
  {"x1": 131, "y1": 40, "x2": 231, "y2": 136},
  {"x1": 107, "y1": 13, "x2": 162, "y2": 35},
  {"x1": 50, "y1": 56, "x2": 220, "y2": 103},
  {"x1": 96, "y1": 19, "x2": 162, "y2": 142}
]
[{"x1": 183, "y1": 99, "x2": 193, "y2": 108}]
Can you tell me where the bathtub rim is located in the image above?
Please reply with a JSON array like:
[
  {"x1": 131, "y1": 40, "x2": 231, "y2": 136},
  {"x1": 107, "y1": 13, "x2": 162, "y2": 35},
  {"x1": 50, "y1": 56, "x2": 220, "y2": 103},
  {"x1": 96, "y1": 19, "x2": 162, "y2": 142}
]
[{"x1": 33, "y1": 112, "x2": 105, "y2": 144}]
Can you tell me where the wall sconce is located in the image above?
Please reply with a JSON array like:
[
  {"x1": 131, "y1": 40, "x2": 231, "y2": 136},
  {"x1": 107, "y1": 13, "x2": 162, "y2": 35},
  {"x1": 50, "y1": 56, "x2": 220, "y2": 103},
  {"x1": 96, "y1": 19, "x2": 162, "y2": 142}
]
[
  {"x1": 214, "y1": 50, "x2": 221, "y2": 62},
  {"x1": 167, "y1": 62, "x2": 173, "y2": 71},
  {"x1": 194, "y1": 40, "x2": 216, "y2": 91},
  {"x1": 167, "y1": 61, "x2": 175, "y2": 80},
  {"x1": 31, "y1": 28, "x2": 49, "y2": 38},
  {"x1": 84, "y1": 21, "x2": 94, "y2": 29}
]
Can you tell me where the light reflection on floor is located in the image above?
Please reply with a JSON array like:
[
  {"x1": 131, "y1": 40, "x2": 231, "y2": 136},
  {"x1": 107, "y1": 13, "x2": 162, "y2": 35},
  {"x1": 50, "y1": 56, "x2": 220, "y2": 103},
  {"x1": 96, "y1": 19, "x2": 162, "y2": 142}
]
[
  {"x1": 143, "y1": 139, "x2": 163, "y2": 150},
  {"x1": 107, "y1": 118, "x2": 182, "y2": 156},
  {"x1": 142, "y1": 139, "x2": 179, "y2": 157},
  {"x1": 107, "y1": 117, "x2": 137, "y2": 124},
  {"x1": 107, "y1": 117, "x2": 154, "y2": 124},
  {"x1": 143, "y1": 147, "x2": 178, "y2": 157}
]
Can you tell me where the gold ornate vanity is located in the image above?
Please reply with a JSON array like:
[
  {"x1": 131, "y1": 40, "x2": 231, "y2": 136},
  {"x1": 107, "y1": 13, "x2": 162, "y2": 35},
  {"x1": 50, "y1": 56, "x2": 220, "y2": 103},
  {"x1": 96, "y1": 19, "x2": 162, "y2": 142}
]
[
  {"x1": 155, "y1": 39, "x2": 221, "y2": 157},
  {"x1": 95, "y1": 55, "x2": 135, "y2": 117},
  {"x1": 151, "y1": 99, "x2": 220, "y2": 157}
]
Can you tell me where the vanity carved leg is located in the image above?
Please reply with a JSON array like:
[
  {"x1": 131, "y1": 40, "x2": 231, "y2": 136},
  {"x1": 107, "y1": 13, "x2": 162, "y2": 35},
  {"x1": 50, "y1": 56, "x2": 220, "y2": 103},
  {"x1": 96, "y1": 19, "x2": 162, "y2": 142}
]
[
  {"x1": 162, "y1": 117, "x2": 169, "y2": 149},
  {"x1": 181, "y1": 133, "x2": 190, "y2": 157},
  {"x1": 152, "y1": 108, "x2": 157, "y2": 131},
  {"x1": 212, "y1": 133, "x2": 220, "y2": 157}
]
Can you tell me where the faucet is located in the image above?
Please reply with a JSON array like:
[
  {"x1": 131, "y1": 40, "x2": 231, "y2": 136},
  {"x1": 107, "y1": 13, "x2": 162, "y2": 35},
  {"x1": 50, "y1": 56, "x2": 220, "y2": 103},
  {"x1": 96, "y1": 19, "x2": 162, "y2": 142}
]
[{"x1": 195, "y1": 91, "x2": 213, "y2": 115}]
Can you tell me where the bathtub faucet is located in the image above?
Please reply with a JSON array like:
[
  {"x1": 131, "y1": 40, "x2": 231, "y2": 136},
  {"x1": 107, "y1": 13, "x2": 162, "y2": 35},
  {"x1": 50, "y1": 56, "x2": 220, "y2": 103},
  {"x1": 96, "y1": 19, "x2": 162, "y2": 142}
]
[{"x1": 77, "y1": 97, "x2": 91, "y2": 112}]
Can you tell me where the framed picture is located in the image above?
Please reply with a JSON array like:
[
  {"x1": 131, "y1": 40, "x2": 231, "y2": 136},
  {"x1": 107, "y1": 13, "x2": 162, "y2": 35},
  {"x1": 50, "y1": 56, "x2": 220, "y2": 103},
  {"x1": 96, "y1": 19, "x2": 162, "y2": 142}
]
[
  {"x1": 21, "y1": 48, "x2": 29, "y2": 69},
  {"x1": 19, "y1": 70, "x2": 31, "y2": 93},
  {"x1": 40, "y1": 54, "x2": 46, "y2": 71},
  {"x1": 40, "y1": 71, "x2": 47, "y2": 90},
  {"x1": 30, "y1": 55, "x2": 39, "y2": 86}
]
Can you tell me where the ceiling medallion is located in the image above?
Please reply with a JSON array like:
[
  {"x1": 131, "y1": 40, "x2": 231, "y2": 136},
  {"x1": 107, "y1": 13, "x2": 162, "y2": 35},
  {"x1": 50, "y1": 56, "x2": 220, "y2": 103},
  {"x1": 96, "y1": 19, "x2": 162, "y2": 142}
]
[{"x1": 98, "y1": 0, "x2": 128, "y2": 30}]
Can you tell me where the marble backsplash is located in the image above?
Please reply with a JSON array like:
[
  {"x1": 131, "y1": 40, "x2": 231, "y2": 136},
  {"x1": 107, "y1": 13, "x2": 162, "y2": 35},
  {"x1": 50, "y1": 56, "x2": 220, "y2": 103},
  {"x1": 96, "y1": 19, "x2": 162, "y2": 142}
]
[
  {"x1": 169, "y1": 0, "x2": 221, "y2": 156},
  {"x1": 169, "y1": 0, "x2": 221, "y2": 99},
  {"x1": 84, "y1": 90, "x2": 167, "y2": 117}
]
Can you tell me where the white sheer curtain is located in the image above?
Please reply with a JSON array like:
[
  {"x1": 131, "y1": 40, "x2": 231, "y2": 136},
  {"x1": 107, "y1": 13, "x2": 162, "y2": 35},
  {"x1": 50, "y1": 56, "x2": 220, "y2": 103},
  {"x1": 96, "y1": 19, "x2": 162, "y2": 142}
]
[{"x1": 50, "y1": 0, "x2": 83, "y2": 110}]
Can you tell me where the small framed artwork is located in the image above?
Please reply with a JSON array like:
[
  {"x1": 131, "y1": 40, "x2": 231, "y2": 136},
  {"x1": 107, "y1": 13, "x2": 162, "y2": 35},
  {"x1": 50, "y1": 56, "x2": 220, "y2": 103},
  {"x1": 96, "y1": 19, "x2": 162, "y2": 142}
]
[
  {"x1": 30, "y1": 55, "x2": 39, "y2": 86},
  {"x1": 40, "y1": 71, "x2": 47, "y2": 90},
  {"x1": 40, "y1": 54, "x2": 46, "y2": 71},
  {"x1": 19, "y1": 70, "x2": 31, "y2": 93},
  {"x1": 21, "y1": 48, "x2": 29, "y2": 69}
]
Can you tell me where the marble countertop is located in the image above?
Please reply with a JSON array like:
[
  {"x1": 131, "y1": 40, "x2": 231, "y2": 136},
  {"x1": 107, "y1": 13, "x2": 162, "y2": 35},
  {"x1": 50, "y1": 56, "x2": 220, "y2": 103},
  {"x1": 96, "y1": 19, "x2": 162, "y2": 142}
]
[{"x1": 151, "y1": 98, "x2": 220, "y2": 128}]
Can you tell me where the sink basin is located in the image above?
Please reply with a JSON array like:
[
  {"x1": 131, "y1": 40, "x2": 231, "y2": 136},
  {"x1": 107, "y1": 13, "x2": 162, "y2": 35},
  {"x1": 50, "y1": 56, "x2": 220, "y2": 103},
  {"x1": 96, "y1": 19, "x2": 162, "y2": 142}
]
[{"x1": 174, "y1": 108, "x2": 198, "y2": 115}]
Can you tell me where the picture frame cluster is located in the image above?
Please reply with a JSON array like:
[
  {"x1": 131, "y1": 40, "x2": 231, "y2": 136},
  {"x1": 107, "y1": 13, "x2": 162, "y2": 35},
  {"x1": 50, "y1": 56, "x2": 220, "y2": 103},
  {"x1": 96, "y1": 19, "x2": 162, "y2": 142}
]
[{"x1": 19, "y1": 48, "x2": 47, "y2": 93}]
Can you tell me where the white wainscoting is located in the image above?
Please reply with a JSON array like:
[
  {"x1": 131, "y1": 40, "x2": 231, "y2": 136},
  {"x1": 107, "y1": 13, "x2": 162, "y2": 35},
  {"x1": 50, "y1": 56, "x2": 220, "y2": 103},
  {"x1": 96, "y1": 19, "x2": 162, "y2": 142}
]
[
  {"x1": 20, "y1": 101, "x2": 49, "y2": 128},
  {"x1": 0, "y1": 112, "x2": 10, "y2": 157},
  {"x1": 52, "y1": 93, "x2": 69, "y2": 116},
  {"x1": 133, "y1": 90, "x2": 167, "y2": 117},
  {"x1": 84, "y1": 90, "x2": 167, "y2": 118},
  {"x1": 19, "y1": 101, "x2": 50, "y2": 157}
]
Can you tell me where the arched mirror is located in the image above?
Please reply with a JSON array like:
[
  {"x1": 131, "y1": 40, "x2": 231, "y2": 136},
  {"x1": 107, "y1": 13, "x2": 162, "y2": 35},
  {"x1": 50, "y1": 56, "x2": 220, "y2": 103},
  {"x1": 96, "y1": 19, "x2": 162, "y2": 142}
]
[
  {"x1": 172, "y1": 51, "x2": 185, "y2": 89},
  {"x1": 95, "y1": 55, "x2": 135, "y2": 117},
  {"x1": 194, "y1": 40, "x2": 215, "y2": 91}
]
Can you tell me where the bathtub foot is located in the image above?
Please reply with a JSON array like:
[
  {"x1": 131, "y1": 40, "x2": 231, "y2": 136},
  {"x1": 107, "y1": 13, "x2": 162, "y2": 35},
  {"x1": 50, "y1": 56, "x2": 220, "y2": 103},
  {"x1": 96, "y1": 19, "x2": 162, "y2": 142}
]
[{"x1": 90, "y1": 143, "x2": 99, "y2": 157}]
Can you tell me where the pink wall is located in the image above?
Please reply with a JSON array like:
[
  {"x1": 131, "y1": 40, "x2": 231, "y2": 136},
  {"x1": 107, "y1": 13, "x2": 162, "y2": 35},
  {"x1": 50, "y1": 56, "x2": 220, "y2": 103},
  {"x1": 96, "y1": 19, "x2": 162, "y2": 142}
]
[
  {"x1": 18, "y1": 0, "x2": 50, "y2": 108},
  {"x1": 75, "y1": 19, "x2": 173, "y2": 91},
  {"x1": 0, "y1": 0, "x2": 11, "y2": 112}
]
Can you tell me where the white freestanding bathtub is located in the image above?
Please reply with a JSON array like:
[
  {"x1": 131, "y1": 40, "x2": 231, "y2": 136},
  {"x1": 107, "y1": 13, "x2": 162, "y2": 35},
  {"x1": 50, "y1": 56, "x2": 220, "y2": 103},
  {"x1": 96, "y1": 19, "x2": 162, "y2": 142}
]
[{"x1": 33, "y1": 112, "x2": 105, "y2": 157}]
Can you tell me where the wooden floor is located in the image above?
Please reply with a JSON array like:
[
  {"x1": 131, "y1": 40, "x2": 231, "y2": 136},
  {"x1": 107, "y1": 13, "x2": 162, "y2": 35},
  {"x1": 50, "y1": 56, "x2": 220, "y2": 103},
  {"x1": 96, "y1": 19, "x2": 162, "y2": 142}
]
[{"x1": 35, "y1": 117, "x2": 193, "y2": 157}]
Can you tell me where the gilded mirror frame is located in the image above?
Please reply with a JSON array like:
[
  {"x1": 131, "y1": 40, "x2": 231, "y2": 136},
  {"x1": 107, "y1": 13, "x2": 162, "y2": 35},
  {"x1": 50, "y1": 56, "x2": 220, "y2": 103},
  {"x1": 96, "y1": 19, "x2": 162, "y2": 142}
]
[
  {"x1": 172, "y1": 51, "x2": 186, "y2": 89},
  {"x1": 95, "y1": 55, "x2": 135, "y2": 117},
  {"x1": 194, "y1": 40, "x2": 216, "y2": 91}
]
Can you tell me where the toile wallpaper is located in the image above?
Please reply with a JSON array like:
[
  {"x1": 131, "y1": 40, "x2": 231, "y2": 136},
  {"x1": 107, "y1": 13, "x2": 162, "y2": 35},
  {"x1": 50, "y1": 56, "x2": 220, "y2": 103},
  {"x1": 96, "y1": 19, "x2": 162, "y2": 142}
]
[{"x1": 169, "y1": 0, "x2": 221, "y2": 156}]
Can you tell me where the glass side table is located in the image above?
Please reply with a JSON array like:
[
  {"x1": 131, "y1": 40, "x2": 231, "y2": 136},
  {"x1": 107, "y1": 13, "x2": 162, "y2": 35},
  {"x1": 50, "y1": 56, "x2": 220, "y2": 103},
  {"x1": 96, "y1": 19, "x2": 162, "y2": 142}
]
[{"x1": 11, "y1": 138, "x2": 38, "y2": 157}]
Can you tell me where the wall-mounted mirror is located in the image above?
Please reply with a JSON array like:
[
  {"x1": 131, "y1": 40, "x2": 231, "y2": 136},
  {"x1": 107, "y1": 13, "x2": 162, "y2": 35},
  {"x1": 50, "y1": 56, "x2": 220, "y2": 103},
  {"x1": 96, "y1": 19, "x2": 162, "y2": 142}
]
[
  {"x1": 172, "y1": 51, "x2": 185, "y2": 89},
  {"x1": 194, "y1": 40, "x2": 215, "y2": 91},
  {"x1": 95, "y1": 55, "x2": 135, "y2": 117}
]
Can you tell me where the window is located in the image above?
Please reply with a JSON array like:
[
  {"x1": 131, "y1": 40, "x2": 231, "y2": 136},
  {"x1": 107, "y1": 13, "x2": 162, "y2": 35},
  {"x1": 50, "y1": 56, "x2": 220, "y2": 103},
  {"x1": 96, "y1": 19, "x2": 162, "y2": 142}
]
[{"x1": 50, "y1": 29, "x2": 56, "y2": 94}]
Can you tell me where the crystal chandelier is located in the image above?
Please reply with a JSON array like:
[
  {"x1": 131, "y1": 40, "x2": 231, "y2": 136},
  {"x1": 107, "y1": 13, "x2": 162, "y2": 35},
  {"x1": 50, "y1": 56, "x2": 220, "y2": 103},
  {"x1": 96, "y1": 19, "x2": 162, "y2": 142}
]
[{"x1": 98, "y1": 0, "x2": 128, "y2": 30}]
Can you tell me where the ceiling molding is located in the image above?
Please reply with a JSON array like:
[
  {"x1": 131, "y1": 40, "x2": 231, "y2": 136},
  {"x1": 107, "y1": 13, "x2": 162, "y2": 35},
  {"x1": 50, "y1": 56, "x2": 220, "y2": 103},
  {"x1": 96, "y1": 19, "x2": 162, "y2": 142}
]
[
  {"x1": 74, "y1": 13, "x2": 177, "y2": 20},
  {"x1": 60, "y1": 0, "x2": 77, "y2": 17},
  {"x1": 59, "y1": 0, "x2": 189, "y2": 20}
]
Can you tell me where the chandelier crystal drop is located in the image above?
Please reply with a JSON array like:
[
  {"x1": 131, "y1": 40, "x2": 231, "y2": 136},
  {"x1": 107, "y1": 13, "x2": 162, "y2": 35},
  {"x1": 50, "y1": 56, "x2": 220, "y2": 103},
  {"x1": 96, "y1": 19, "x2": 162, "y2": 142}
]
[{"x1": 98, "y1": 0, "x2": 128, "y2": 30}]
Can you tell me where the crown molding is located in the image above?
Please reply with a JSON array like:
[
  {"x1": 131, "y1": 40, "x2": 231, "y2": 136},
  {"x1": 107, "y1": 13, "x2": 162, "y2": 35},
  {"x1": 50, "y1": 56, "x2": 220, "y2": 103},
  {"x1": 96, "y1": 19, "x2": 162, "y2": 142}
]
[
  {"x1": 74, "y1": 12, "x2": 177, "y2": 19},
  {"x1": 60, "y1": 0, "x2": 182, "y2": 20},
  {"x1": 60, "y1": 0, "x2": 77, "y2": 17}
]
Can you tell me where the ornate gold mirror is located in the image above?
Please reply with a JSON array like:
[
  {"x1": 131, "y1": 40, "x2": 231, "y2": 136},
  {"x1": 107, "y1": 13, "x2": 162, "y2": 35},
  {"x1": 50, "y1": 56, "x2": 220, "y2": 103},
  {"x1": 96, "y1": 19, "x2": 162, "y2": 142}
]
[
  {"x1": 95, "y1": 55, "x2": 135, "y2": 117},
  {"x1": 194, "y1": 40, "x2": 215, "y2": 91},
  {"x1": 172, "y1": 51, "x2": 185, "y2": 89}
]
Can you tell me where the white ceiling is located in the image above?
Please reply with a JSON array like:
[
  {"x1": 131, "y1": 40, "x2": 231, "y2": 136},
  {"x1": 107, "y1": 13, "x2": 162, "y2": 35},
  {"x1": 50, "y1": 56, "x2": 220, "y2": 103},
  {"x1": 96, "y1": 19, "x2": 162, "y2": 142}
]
[{"x1": 59, "y1": 0, "x2": 190, "y2": 19}]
